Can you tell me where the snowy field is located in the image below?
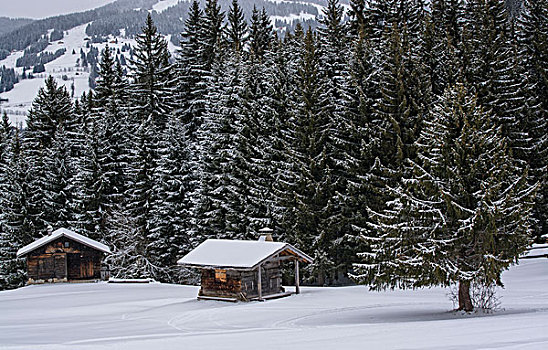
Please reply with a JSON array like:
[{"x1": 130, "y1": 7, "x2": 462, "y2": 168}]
[{"x1": 1, "y1": 259, "x2": 547, "y2": 350}]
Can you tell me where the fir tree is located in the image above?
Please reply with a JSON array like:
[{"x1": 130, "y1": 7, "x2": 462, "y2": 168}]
[
  {"x1": 353, "y1": 84, "x2": 535, "y2": 311},
  {"x1": 201, "y1": 0, "x2": 225, "y2": 70},
  {"x1": 176, "y1": 0, "x2": 206, "y2": 135},
  {"x1": 341, "y1": 28, "x2": 381, "y2": 276},
  {"x1": 517, "y1": 0, "x2": 548, "y2": 240},
  {"x1": 347, "y1": 0, "x2": 366, "y2": 40},
  {"x1": 268, "y1": 31, "x2": 304, "y2": 244},
  {"x1": 193, "y1": 57, "x2": 247, "y2": 240},
  {"x1": 123, "y1": 15, "x2": 176, "y2": 278},
  {"x1": 42, "y1": 125, "x2": 75, "y2": 230},
  {"x1": 129, "y1": 13, "x2": 173, "y2": 128},
  {"x1": 71, "y1": 91, "x2": 106, "y2": 240},
  {"x1": 287, "y1": 28, "x2": 334, "y2": 284},
  {"x1": 94, "y1": 44, "x2": 116, "y2": 103},
  {"x1": 225, "y1": 0, "x2": 247, "y2": 54},
  {"x1": 424, "y1": 0, "x2": 465, "y2": 96},
  {"x1": 373, "y1": 23, "x2": 429, "y2": 174},
  {"x1": 123, "y1": 115, "x2": 157, "y2": 278},
  {"x1": 0, "y1": 113, "x2": 18, "y2": 289},
  {"x1": 149, "y1": 114, "x2": 195, "y2": 283},
  {"x1": 94, "y1": 46, "x2": 131, "y2": 227},
  {"x1": 23, "y1": 76, "x2": 72, "y2": 238},
  {"x1": 248, "y1": 6, "x2": 273, "y2": 61},
  {"x1": 238, "y1": 50, "x2": 277, "y2": 235},
  {"x1": 0, "y1": 129, "x2": 30, "y2": 289},
  {"x1": 318, "y1": 0, "x2": 359, "y2": 282}
]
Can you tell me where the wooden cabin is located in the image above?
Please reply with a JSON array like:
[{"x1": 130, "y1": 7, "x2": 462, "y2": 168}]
[
  {"x1": 16, "y1": 228, "x2": 111, "y2": 284},
  {"x1": 178, "y1": 230, "x2": 313, "y2": 302}
]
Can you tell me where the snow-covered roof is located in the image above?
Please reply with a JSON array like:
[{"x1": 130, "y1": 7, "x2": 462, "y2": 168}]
[
  {"x1": 177, "y1": 239, "x2": 313, "y2": 269},
  {"x1": 17, "y1": 228, "x2": 111, "y2": 257}
]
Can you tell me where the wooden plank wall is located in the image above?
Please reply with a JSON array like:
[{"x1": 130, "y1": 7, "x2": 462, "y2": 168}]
[
  {"x1": 28, "y1": 253, "x2": 66, "y2": 281},
  {"x1": 26, "y1": 237, "x2": 104, "y2": 283},
  {"x1": 200, "y1": 259, "x2": 284, "y2": 300},
  {"x1": 240, "y1": 261, "x2": 284, "y2": 299},
  {"x1": 200, "y1": 269, "x2": 242, "y2": 298}
]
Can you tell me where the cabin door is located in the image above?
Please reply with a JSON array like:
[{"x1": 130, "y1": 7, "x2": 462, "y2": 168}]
[
  {"x1": 80, "y1": 256, "x2": 94, "y2": 278},
  {"x1": 67, "y1": 254, "x2": 94, "y2": 279},
  {"x1": 67, "y1": 253, "x2": 80, "y2": 279}
]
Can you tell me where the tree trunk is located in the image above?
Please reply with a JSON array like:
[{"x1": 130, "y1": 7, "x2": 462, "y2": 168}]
[{"x1": 458, "y1": 280, "x2": 474, "y2": 312}]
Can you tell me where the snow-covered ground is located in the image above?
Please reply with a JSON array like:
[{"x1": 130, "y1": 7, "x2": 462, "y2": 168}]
[
  {"x1": 523, "y1": 244, "x2": 548, "y2": 258},
  {"x1": 1, "y1": 0, "x2": 118, "y2": 19},
  {"x1": 1, "y1": 259, "x2": 547, "y2": 349}
]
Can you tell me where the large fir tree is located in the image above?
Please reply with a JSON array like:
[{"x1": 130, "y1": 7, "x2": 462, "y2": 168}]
[
  {"x1": 353, "y1": 84, "x2": 535, "y2": 311},
  {"x1": 22, "y1": 76, "x2": 73, "y2": 238}
]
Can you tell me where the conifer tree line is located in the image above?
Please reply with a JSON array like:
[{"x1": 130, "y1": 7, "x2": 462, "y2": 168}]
[{"x1": 0, "y1": 0, "x2": 546, "y2": 304}]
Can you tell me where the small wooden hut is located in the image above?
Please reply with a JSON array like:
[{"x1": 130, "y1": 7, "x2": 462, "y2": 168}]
[
  {"x1": 17, "y1": 228, "x2": 111, "y2": 284},
  {"x1": 178, "y1": 230, "x2": 313, "y2": 302}
]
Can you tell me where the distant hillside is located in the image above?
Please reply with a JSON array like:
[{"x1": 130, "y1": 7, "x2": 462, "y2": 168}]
[
  {"x1": 86, "y1": 0, "x2": 323, "y2": 45},
  {"x1": 0, "y1": 0, "x2": 158, "y2": 55},
  {"x1": 0, "y1": 0, "x2": 326, "y2": 61},
  {"x1": 0, "y1": 0, "x2": 327, "y2": 124},
  {"x1": 0, "y1": 18, "x2": 34, "y2": 37}
]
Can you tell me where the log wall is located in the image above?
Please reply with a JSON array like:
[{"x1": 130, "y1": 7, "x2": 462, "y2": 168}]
[
  {"x1": 199, "y1": 259, "x2": 284, "y2": 300},
  {"x1": 200, "y1": 269, "x2": 242, "y2": 298},
  {"x1": 26, "y1": 237, "x2": 104, "y2": 283}
]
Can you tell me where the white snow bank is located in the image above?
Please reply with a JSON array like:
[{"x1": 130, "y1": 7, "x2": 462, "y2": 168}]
[{"x1": 1, "y1": 259, "x2": 547, "y2": 349}]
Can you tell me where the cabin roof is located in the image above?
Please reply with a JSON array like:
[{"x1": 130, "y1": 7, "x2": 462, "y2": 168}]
[
  {"x1": 16, "y1": 228, "x2": 111, "y2": 257},
  {"x1": 177, "y1": 239, "x2": 313, "y2": 269}
]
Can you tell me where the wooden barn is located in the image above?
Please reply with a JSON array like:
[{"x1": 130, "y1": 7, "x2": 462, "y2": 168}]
[
  {"x1": 178, "y1": 230, "x2": 313, "y2": 302},
  {"x1": 16, "y1": 228, "x2": 111, "y2": 284}
]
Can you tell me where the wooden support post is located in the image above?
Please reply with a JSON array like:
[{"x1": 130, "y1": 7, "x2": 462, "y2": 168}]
[
  {"x1": 257, "y1": 264, "x2": 263, "y2": 301},
  {"x1": 295, "y1": 259, "x2": 300, "y2": 295}
]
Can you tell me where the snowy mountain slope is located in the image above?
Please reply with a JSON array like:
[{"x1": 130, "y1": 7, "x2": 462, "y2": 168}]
[
  {"x1": 152, "y1": 0, "x2": 187, "y2": 13},
  {"x1": 0, "y1": 259, "x2": 547, "y2": 349},
  {"x1": 1, "y1": 0, "x2": 118, "y2": 19},
  {"x1": 0, "y1": 24, "x2": 138, "y2": 126},
  {"x1": 0, "y1": 0, "x2": 329, "y2": 125}
]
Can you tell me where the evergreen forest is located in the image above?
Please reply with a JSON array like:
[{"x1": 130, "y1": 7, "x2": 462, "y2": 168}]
[{"x1": 0, "y1": 0, "x2": 546, "y2": 310}]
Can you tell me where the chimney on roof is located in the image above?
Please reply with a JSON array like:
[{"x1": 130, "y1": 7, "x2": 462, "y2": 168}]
[{"x1": 258, "y1": 227, "x2": 274, "y2": 242}]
